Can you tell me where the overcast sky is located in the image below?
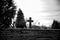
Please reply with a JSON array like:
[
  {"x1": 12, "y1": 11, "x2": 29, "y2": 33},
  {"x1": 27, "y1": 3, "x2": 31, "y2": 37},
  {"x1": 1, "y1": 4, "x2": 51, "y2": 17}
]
[{"x1": 14, "y1": 0, "x2": 60, "y2": 27}]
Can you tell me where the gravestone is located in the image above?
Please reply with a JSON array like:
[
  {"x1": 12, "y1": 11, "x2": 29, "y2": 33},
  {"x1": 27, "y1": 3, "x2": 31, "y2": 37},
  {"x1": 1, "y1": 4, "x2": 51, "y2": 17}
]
[{"x1": 27, "y1": 17, "x2": 33, "y2": 28}]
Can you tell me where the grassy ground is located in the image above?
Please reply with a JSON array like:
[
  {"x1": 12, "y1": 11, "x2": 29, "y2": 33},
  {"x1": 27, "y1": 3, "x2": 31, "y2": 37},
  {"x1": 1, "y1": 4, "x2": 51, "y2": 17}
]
[{"x1": 0, "y1": 28, "x2": 60, "y2": 40}]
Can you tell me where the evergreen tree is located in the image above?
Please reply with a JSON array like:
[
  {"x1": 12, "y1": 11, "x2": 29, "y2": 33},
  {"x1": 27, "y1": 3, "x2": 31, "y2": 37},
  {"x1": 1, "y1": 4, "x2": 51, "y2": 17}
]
[
  {"x1": 0, "y1": 0, "x2": 16, "y2": 28},
  {"x1": 52, "y1": 20, "x2": 60, "y2": 29},
  {"x1": 15, "y1": 9, "x2": 26, "y2": 28}
]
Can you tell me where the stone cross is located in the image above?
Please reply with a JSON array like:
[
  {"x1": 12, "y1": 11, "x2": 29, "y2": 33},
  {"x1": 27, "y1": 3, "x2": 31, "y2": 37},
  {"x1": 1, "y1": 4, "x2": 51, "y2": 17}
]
[{"x1": 27, "y1": 17, "x2": 33, "y2": 28}]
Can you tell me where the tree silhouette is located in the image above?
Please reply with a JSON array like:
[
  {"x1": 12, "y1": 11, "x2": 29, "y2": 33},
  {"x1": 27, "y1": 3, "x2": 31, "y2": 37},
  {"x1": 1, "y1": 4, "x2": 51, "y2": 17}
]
[
  {"x1": 15, "y1": 9, "x2": 26, "y2": 28},
  {"x1": 0, "y1": 0, "x2": 16, "y2": 28},
  {"x1": 52, "y1": 20, "x2": 60, "y2": 29}
]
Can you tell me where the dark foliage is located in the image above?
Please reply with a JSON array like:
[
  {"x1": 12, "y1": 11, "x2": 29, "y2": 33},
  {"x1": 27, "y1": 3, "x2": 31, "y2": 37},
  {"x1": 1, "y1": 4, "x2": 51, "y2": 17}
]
[
  {"x1": 0, "y1": 0, "x2": 16, "y2": 28},
  {"x1": 52, "y1": 20, "x2": 60, "y2": 29},
  {"x1": 15, "y1": 9, "x2": 26, "y2": 28}
]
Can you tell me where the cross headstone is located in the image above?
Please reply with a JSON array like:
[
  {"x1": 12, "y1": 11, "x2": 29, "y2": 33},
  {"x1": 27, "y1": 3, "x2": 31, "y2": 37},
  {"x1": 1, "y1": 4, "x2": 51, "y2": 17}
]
[{"x1": 27, "y1": 17, "x2": 33, "y2": 28}]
